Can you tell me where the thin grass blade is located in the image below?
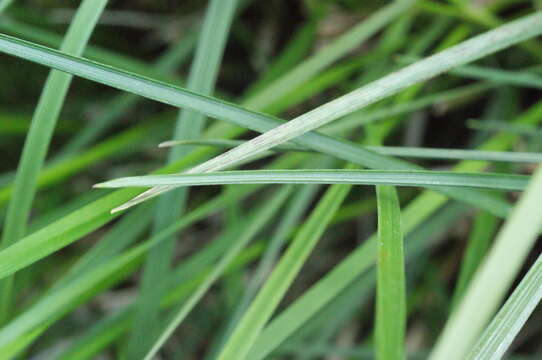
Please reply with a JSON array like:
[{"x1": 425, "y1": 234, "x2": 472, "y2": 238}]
[
  {"x1": 375, "y1": 185, "x2": 406, "y2": 360},
  {"x1": 94, "y1": 169, "x2": 529, "y2": 192}
]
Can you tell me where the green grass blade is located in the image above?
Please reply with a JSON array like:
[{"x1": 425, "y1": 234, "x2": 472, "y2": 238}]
[
  {"x1": 216, "y1": 180, "x2": 351, "y2": 360},
  {"x1": 429, "y1": 165, "x2": 542, "y2": 360},
  {"x1": 204, "y1": 181, "x2": 321, "y2": 360},
  {"x1": 161, "y1": 139, "x2": 542, "y2": 163},
  {"x1": 451, "y1": 64, "x2": 542, "y2": 89},
  {"x1": 121, "y1": 12, "x2": 542, "y2": 209},
  {"x1": 0, "y1": 0, "x2": 108, "y2": 325},
  {"x1": 451, "y1": 210, "x2": 499, "y2": 309},
  {"x1": 375, "y1": 185, "x2": 406, "y2": 360},
  {"x1": 125, "y1": 0, "x2": 239, "y2": 357},
  {"x1": 143, "y1": 186, "x2": 292, "y2": 360},
  {"x1": 0, "y1": 30, "x2": 516, "y2": 216},
  {"x1": 95, "y1": 169, "x2": 529, "y2": 192},
  {"x1": 467, "y1": 251, "x2": 542, "y2": 360}
]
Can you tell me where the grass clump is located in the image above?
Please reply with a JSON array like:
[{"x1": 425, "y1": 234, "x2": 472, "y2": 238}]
[{"x1": 1, "y1": 1, "x2": 542, "y2": 359}]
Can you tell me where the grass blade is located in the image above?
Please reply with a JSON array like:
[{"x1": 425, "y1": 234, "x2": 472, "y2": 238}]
[
  {"x1": 451, "y1": 210, "x2": 499, "y2": 309},
  {"x1": 467, "y1": 251, "x2": 542, "y2": 360},
  {"x1": 0, "y1": 0, "x2": 108, "y2": 325},
  {"x1": 143, "y1": 186, "x2": 292, "y2": 360},
  {"x1": 375, "y1": 185, "x2": 406, "y2": 360},
  {"x1": 429, "y1": 165, "x2": 542, "y2": 360},
  {"x1": 160, "y1": 139, "x2": 542, "y2": 163},
  {"x1": 216, "y1": 178, "x2": 351, "y2": 360},
  {"x1": 95, "y1": 169, "x2": 529, "y2": 192}
]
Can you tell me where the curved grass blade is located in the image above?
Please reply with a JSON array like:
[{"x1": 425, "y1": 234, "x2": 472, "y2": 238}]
[
  {"x1": 0, "y1": 30, "x2": 515, "y2": 216},
  {"x1": 467, "y1": 251, "x2": 542, "y2": 360},
  {"x1": 429, "y1": 165, "x2": 542, "y2": 360},
  {"x1": 123, "y1": 11, "x2": 542, "y2": 209},
  {"x1": 160, "y1": 139, "x2": 542, "y2": 163},
  {"x1": 94, "y1": 169, "x2": 529, "y2": 192},
  {"x1": 0, "y1": 0, "x2": 108, "y2": 325},
  {"x1": 376, "y1": 185, "x2": 405, "y2": 360}
]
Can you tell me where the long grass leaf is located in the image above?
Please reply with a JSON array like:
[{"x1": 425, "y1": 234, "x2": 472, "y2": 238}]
[
  {"x1": 375, "y1": 185, "x2": 406, "y2": 360},
  {"x1": 429, "y1": 165, "x2": 542, "y2": 359},
  {"x1": 160, "y1": 139, "x2": 542, "y2": 163},
  {"x1": 95, "y1": 169, "x2": 529, "y2": 192},
  {"x1": 0, "y1": 0, "x2": 108, "y2": 324}
]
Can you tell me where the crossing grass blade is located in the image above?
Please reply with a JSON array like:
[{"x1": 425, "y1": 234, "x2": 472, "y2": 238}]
[
  {"x1": 467, "y1": 251, "x2": 542, "y2": 360},
  {"x1": 429, "y1": 165, "x2": 542, "y2": 360},
  {"x1": 375, "y1": 185, "x2": 406, "y2": 360},
  {"x1": 0, "y1": 0, "x2": 108, "y2": 325},
  {"x1": 160, "y1": 139, "x2": 542, "y2": 163},
  {"x1": 94, "y1": 169, "x2": 529, "y2": 192}
]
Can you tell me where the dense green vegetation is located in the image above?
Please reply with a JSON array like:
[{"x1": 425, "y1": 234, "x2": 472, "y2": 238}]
[{"x1": 1, "y1": 0, "x2": 542, "y2": 359}]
